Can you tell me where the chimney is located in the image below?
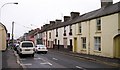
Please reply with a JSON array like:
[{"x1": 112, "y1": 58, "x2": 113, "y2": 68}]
[
  {"x1": 50, "y1": 21, "x2": 55, "y2": 25},
  {"x1": 55, "y1": 19, "x2": 62, "y2": 23},
  {"x1": 64, "y1": 16, "x2": 70, "y2": 22},
  {"x1": 101, "y1": 0, "x2": 113, "y2": 7},
  {"x1": 70, "y1": 12, "x2": 80, "y2": 19}
]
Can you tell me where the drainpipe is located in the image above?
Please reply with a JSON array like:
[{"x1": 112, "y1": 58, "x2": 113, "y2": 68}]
[{"x1": 88, "y1": 20, "x2": 90, "y2": 54}]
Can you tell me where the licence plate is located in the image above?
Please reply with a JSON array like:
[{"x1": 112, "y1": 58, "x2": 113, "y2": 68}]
[{"x1": 25, "y1": 49, "x2": 30, "y2": 51}]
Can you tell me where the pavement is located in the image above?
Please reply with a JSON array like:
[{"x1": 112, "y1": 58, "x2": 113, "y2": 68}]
[
  {"x1": 1, "y1": 47, "x2": 23, "y2": 70},
  {"x1": 49, "y1": 49, "x2": 120, "y2": 68}
]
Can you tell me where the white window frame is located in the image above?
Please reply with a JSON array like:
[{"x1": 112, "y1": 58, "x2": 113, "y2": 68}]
[
  {"x1": 81, "y1": 37, "x2": 86, "y2": 49},
  {"x1": 79, "y1": 23, "x2": 82, "y2": 33},
  {"x1": 96, "y1": 18, "x2": 101, "y2": 31},
  {"x1": 94, "y1": 37, "x2": 101, "y2": 51}
]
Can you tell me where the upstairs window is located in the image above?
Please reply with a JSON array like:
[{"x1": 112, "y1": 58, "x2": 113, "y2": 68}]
[
  {"x1": 94, "y1": 37, "x2": 101, "y2": 51},
  {"x1": 49, "y1": 32, "x2": 51, "y2": 39},
  {"x1": 79, "y1": 23, "x2": 82, "y2": 33},
  {"x1": 96, "y1": 18, "x2": 101, "y2": 31},
  {"x1": 56, "y1": 28, "x2": 58, "y2": 37},
  {"x1": 63, "y1": 26, "x2": 66, "y2": 36},
  {"x1": 69, "y1": 25, "x2": 72, "y2": 35}
]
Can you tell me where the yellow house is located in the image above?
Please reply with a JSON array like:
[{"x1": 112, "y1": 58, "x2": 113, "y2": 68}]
[
  {"x1": 0, "y1": 22, "x2": 7, "y2": 51},
  {"x1": 73, "y1": 1, "x2": 120, "y2": 58}
]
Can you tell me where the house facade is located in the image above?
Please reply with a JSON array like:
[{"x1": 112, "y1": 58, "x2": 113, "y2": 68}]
[
  {"x1": 37, "y1": 0, "x2": 120, "y2": 58},
  {"x1": 0, "y1": 22, "x2": 7, "y2": 51}
]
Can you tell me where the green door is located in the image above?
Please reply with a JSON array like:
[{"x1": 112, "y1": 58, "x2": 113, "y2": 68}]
[
  {"x1": 74, "y1": 38, "x2": 77, "y2": 52},
  {"x1": 114, "y1": 35, "x2": 120, "y2": 58}
]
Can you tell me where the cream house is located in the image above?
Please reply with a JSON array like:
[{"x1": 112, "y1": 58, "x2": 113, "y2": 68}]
[
  {"x1": 72, "y1": 1, "x2": 120, "y2": 58},
  {"x1": 0, "y1": 22, "x2": 7, "y2": 51},
  {"x1": 39, "y1": 0, "x2": 120, "y2": 58}
]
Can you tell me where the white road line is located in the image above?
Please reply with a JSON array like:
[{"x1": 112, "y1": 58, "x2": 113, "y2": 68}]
[
  {"x1": 21, "y1": 63, "x2": 32, "y2": 66},
  {"x1": 52, "y1": 58, "x2": 58, "y2": 60},
  {"x1": 19, "y1": 59, "x2": 26, "y2": 60},
  {"x1": 76, "y1": 66, "x2": 86, "y2": 70},
  {"x1": 34, "y1": 57, "x2": 42, "y2": 60},
  {"x1": 40, "y1": 62, "x2": 52, "y2": 66}
]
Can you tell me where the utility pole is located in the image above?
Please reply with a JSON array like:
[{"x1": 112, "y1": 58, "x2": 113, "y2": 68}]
[{"x1": 12, "y1": 21, "x2": 14, "y2": 48}]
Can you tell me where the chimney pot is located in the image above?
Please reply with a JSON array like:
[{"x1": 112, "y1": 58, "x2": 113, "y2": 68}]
[
  {"x1": 101, "y1": 0, "x2": 113, "y2": 7},
  {"x1": 64, "y1": 16, "x2": 70, "y2": 22},
  {"x1": 55, "y1": 19, "x2": 62, "y2": 23},
  {"x1": 70, "y1": 12, "x2": 80, "y2": 19}
]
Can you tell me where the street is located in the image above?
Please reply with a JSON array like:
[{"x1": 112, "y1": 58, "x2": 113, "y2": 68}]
[{"x1": 15, "y1": 49, "x2": 118, "y2": 70}]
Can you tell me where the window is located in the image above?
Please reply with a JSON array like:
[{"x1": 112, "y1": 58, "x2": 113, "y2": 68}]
[
  {"x1": 49, "y1": 32, "x2": 51, "y2": 39},
  {"x1": 94, "y1": 37, "x2": 101, "y2": 51},
  {"x1": 22, "y1": 43, "x2": 33, "y2": 47},
  {"x1": 56, "y1": 28, "x2": 58, "y2": 37},
  {"x1": 81, "y1": 37, "x2": 86, "y2": 49},
  {"x1": 79, "y1": 23, "x2": 82, "y2": 33},
  {"x1": 63, "y1": 26, "x2": 66, "y2": 36},
  {"x1": 96, "y1": 18, "x2": 101, "y2": 31},
  {"x1": 69, "y1": 25, "x2": 72, "y2": 35}
]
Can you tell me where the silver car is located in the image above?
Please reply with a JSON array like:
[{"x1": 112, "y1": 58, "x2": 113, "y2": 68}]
[{"x1": 35, "y1": 44, "x2": 48, "y2": 54}]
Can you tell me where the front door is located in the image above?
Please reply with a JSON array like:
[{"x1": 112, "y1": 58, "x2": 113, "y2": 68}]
[
  {"x1": 74, "y1": 38, "x2": 77, "y2": 52},
  {"x1": 114, "y1": 35, "x2": 120, "y2": 58},
  {"x1": 70, "y1": 39, "x2": 72, "y2": 51}
]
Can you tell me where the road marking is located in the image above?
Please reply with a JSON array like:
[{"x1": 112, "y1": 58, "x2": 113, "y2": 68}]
[
  {"x1": 21, "y1": 63, "x2": 32, "y2": 66},
  {"x1": 52, "y1": 58, "x2": 58, "y2": 60},
  {"x1": 40, "y1": 62, "x2": 52, "y2": 66},
  {"x1": 34, "y1": 57, "x2": 42, "y2": 60},
  {"x1": 19, "y1": 59, "x2": 26, "y2": 60},
  {"x1": 76, "y1": 66, "x2": 86, "y2": 70}
]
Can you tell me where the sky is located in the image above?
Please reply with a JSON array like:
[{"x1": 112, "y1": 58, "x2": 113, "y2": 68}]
[{"x1": 0, "y1": 0, "x2": 120, "y2": 39}]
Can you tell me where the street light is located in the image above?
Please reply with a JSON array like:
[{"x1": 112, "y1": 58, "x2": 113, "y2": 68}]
[{"x1": 0, "y1": 2, "x2": 18, "y2": 21}]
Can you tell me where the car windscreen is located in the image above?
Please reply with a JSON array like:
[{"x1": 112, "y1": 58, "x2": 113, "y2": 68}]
[{"x1": 22, "y1": 43, "x2": 33, "y2": 47}]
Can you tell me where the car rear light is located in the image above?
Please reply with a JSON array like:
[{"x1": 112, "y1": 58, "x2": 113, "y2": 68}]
[
  {"x1": 33, "y1": 48, "x2": 35, "y2": 51},
  {"x1": 20, "y1": 48, "x2": 22, "y2": 51}
]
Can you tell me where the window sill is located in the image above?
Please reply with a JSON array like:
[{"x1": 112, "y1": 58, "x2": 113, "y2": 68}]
[
  {"x1": 77, "y1": 33, "x2": 82, "y2": 35},
  {"x1": 81, "y1": 49, "x2": 87, "y2": 52},
  {"x1": 94, "y1": 50, "x2": 101, "y2": 53},
  {"x1": 95, "y1": 31, "x2": 101, "y2": 34}
]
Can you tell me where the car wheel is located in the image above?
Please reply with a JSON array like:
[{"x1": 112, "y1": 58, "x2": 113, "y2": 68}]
[
  {"x1": 44, "y1": 51, "x2": 47, "y2": 54},
  {"x1": 31, "y1": 54, "x2": 34, "y2": 57},
  {"x1": 19, "y1": 53, "x2": 23, "y2": 58}
]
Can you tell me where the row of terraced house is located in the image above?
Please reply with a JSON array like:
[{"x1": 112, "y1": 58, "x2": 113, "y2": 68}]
[{"x1": 21, "y1": 0, "x2": 120, "y2": 59}]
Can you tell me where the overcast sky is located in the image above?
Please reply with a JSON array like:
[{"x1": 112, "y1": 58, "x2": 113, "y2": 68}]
[{"x1": 0, "y1": 0, "x2": 120, "y2": 39}]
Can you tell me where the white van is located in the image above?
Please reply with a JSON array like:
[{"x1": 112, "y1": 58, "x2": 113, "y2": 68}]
[{"x1": 17, "y1": 41, "x2": 35, "y2": 57}]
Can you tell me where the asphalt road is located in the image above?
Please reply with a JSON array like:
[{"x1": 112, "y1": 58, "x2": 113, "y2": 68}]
[{"x1": 16, "y1": 50, "x2": 118, "y2": 70}]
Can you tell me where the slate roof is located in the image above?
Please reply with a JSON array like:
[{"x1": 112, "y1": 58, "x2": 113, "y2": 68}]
[
  {"x1": 41, "y1": 1, "x2": 120, "y2": 32},
  {"x1": 74, "y1": 1, "x2": 120, "y2": 23}
]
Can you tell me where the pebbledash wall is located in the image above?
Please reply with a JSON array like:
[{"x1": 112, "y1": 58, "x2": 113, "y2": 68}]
[{"x1": 0, "y1": 23, "x2": 7, "y2": 51}]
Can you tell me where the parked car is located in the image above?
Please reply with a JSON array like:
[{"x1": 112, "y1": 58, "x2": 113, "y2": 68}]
[
  {"x1": 14, "y1": 43, "x2": 19, "y2": 51},
  {"x1": 17, "y1": 41, "x2": 35, "y2": 57},
  {"x1": 35, "y1": 44, "x2": 48, "y2": 54}
]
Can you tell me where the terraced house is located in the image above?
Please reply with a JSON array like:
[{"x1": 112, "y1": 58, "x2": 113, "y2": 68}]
[
  {"x1": 0, "y1": 22, "x2": 7, "y2": 51},
  {"x1": 39, "y1": 0, "x2": 120, "y2": 58}
]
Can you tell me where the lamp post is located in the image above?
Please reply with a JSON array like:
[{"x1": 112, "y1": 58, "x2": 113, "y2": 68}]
[
  {"x1": 12, "y1": 21, "x2": 14, "y2": 49},
  {"x1": 0, "y1": 2, "x2": 18, "y2": 49},
  {"x1": 0, "y1": 2, "x2": 18, "y2": 21}
]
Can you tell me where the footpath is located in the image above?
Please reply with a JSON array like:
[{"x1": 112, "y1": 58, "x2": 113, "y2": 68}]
[
  {"x1": 49, "y1": 49, "x2": 120, "y2": 68},
  {"x1": 2, "y1": 47, "x2": 23, "y2": 70}
]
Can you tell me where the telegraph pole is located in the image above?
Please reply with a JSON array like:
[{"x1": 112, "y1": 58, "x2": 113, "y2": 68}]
[{"x1": 12, "y1": 21, "x2": 14, "y2": 48}]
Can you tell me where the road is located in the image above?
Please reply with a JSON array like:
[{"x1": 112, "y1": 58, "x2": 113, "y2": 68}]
[{"x1": 16, "y1": 50, "x2": 118, "y2": 70}]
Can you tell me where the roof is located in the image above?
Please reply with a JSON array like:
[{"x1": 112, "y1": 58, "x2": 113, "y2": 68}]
[
  {"x1": 0, "y1": 22, "x2": 7, "y2": 33},
  {"x1": 41, "y1": 1, "x2": 120, "y2": 32},
  {"x1": 74, "y1": 1, "x2": 120, "y2": 23}
]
